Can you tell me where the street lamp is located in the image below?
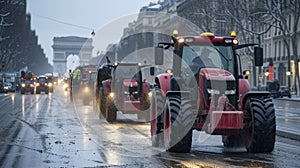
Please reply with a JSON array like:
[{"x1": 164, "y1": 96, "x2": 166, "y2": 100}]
[
  {"x1": 264, "y1": 71, "x2": 269, "y2": 77},
  {"x1": 286, "y1": 71, "x2": 291, "y2": 92}
]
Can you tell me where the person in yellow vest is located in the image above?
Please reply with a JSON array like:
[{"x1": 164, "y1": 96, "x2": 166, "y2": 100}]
[{"x1": 73, "y1": 68, "x2": 81, "y2": 85}]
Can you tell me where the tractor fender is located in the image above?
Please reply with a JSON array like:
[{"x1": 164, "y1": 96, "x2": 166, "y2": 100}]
[
  {"x1": 155, "y1": 73, "x2": 172, "y2": 97},
  {"x1": 102, "y1": 79, "x2": 111, "y2": 95},
  {"x1": 241, "y1": 91, "x2": 270, "y2": 110},
  {"x1": 238, "y1": 79, "x2": 251, "y2": 110}
]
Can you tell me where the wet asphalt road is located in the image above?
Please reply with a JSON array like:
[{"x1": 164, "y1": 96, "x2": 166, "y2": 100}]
[{"x1": 0, "y1": 86, "x2": 299, "y2": 168}]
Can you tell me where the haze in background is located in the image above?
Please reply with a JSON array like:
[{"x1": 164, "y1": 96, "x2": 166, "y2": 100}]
[{"x1": 27, "y1": 0, "x2": 155, "y2": 65}]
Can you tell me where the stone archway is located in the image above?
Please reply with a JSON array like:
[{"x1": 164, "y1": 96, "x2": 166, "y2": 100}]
[{"x1": 52, "y1": 36, "x2": 93, "y2": 76}]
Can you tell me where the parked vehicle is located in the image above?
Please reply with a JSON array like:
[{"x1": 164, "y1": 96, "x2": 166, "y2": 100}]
[{"x1": 279, "y1": 86, "x2": 291, "y2": 98}]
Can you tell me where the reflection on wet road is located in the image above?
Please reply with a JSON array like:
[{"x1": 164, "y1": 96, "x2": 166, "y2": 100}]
[{"x1": 0, "y1": 88, "x2": 299, "y2": 167}]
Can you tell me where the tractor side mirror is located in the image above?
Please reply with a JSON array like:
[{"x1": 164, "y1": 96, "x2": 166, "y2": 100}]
[
  {"x1": 155, "y1": 46, "x2": 164, "y2": 65},
  {"x1": 150, "y1": 67, "x2": 155, "y2": 76},
  {"x1": 254, "y1": 46, "x2": 263, "y2": 66}
]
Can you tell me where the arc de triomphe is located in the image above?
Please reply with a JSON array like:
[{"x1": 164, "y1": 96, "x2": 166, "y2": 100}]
[{"x1": 52, "y1": 36, "x2": 93, "y2": 76}]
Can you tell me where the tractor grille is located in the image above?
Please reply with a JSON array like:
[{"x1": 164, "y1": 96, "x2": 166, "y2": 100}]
[{"x1": 204, "y1": 79, "x2": 237, "y2": 108}]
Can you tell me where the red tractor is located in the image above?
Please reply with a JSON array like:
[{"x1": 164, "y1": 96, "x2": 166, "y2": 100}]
[
  {"x1": 150, "y1": 32, "x2": 275, "y2": 153},
  {"x1": 97, "y1": 62, "x2": 151, "y2": 122}
]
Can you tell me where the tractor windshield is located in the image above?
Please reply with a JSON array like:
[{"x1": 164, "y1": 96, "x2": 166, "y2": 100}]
[
  {"x1": 182, "y1": 45, "x2": 234, "y2": 74},
  {"x1": 114, "y1": 65, "x2": 141, "y2": 82}
]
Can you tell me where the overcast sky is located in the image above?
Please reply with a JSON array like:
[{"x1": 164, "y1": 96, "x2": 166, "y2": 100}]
[{"x1": 27, "y1": 0, "x2": 156, "y2": 65}]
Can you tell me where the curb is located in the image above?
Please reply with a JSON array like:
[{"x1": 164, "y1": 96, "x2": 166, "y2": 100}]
[
  {"x1": 276, "y1": 130, "x2": 300, "y2": 141},
  {"x1": 276, "y1": 98, "x2": 300, "y2": 102}
]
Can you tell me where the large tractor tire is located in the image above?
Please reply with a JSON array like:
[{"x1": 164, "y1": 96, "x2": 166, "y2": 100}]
[
  {"x1": 99, "y1": 90, "x2": 106, "y2": 119},
  {"x1": 150, "y1": 88, "x2": 164, "y2": 147},
  {"x1": 164, "y1": 96, "x2": 194, "y2": 153},
  {"x1": 244, "y1": 97, "x2": 276, "y2": 153},
  {"x1": 105, "y1": 97, "x2": 117, "y2": 122}
]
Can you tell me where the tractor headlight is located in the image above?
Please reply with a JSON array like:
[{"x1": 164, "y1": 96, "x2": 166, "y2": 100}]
[
  {"x1": 225, "y1": 89, "x2": 236, "y2": 95},
  {"x1": 21, "y1": 83, "x2": 25, "y2": 87},
  {"x1": 108, "y1": 92, "x2": 115, "y2": 99},
  {"x1": 207, "y1": 88, "x2": 220, "y2": 95},
  {"x1": 84, "y1": 86, "x2": 90, "y2": 93},
  {"x1": 63, "y1": 83, "x2": 68, "y2": 89}
]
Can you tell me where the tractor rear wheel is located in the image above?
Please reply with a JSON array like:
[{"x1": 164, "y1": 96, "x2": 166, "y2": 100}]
[
  {"x1": 150, "y1": 88, "x2": 164, "y2": 147},
  {"x1": 99, "y1": 89, "x2": 106, "y2": 119},
  {"x1": 105, "y1": 97, "x2": 117, "y2": 122},
  {"x1": 164, "y1": 96, "x2": 194, "y2": 153},
  {"x1": 244, "y1": 97, "x2": 276, "y2": 153}
]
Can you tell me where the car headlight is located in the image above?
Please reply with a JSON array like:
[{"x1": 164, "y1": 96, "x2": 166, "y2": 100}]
[
  {"x1": 207, "y1": 88, "x2": 220, "y2": 95},
  {"x1": 4, "y1": 86, "x2": 8, "y2": 90},
  {"x1": 48, "y1": 83, "x2": 53, "y2": 87},
  {"x1": 36, "y1": 83, "x2": 40, "y2": 86},
  {"x1": 54, "y1": 82, "x2": 57, "y2": 85},
  {"x1": 30, "y1": 84, "x2": 34, "y2": 87},
  {"x1": 21, "y1": 83, "x2": 25, "y2": 87}
]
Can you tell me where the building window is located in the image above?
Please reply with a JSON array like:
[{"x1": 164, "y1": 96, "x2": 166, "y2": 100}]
[
  {"x1": 289, "y1": 15, "x2": 291, "y2": 31},
  {"x1": 278, "y1": 41, "x2": 281, "y2": 61},
  {"x1": 274, "y1": 42, "x2": 277, "y2": 61},
  {"x1": 269, "y1": 43, "x2": 271, "y2": 59}
]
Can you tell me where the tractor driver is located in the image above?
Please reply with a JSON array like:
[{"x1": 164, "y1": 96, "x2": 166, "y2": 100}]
[{"x1": 190, "y1": 48, "x2": 215, "y2": 74}]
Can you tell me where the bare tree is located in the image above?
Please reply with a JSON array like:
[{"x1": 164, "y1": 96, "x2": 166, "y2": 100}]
[
  {"x1": 266, "y1": 0, "x2": 300, "y2": 95},
  {"x1": 222, "y1": 1, "x2": 276, "y2": 87}
]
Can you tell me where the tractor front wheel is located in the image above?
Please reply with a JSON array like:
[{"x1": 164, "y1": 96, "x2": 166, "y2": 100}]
[
  {"x1": 105, "y1": 97, "x2": 117, "y2": 122},
  {"x1": 244, "y1": 97, "x2": 276, "y2": 153},
  {"x1": 150, "y1": 88, "x2": 164, "y2": 147},
  {"x1": 164, "y1": 96, "x2": 194, "y2": 153}
]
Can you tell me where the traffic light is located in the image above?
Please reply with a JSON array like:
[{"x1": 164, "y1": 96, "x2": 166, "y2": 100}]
[{"x1": 1, "y1": 61, "x2": 5, "y2": 68}]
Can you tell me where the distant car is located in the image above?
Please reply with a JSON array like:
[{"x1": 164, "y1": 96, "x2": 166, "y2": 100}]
[
  {"x1": 36, "y1": 76, "x2": 49, "y2": 94},
  {"x1": 20, "y1": 79, "x2": 35, "y2": 94},
  {"x1": 279, "y1": 86, "x2": 291, "y2": 98},
  {"x1": 5, "y1": 82, "x2": 13, "y2": 92},
  {"x1": 0, "y1": 82, "x2": 8, "y2": 93}
]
